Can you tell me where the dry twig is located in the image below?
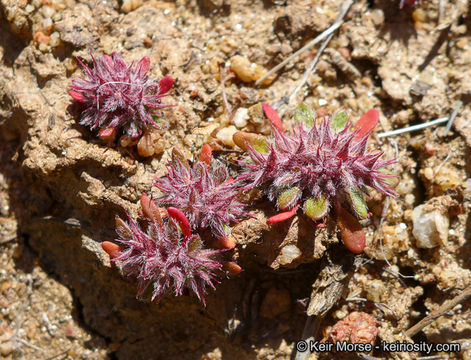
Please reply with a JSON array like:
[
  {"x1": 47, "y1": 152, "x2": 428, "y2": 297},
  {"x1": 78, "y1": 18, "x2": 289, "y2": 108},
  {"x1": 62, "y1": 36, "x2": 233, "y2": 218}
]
[
  {"x1": 288, "y1": 0, "x2": 354, "y2": 108},
  {"x1": 255, "y1": 19, "x2": 345, "y2": 86},
  {"x1": 377, "y1": 117, "x2": 449, "y2": 138},
  {"x1": 219, "y1": 66, "x2": 235, "y2": 118},
  {"x1": 406, "y1": 285, "x2": 471, "y2": 337},
  {"x1": 443, "y1": 100, "x2": 462, "y2": 137}
]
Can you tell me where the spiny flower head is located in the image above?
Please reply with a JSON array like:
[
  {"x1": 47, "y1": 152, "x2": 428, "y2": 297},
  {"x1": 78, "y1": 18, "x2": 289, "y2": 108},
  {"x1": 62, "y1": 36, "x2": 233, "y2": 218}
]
[
  {"x1": 234, "y1": 104, "x2": 397, "y2": 253},
  {"x1": 69, "y1": 52, "x2": 174, "y2": 139},
  {"x1": 102, "y1": 196, "x2": 224, "y2": 305},
  {"x1": 154, "y1": 145, "x2": 250, "y2": 248}
]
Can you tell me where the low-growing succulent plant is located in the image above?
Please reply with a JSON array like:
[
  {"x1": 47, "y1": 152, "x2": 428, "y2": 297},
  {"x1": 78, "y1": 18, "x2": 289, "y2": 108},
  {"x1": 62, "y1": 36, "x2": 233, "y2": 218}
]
[
  {"x1": 102, "y1": 195, "x2": 226, "y2": 305},
  {"x1": 69, "y1": 52, "x2": 174, "y2": 139},
  {"x1": 234, "y1": 104, "x2": 396, "y2": 253},
  {"x1": 154, "y1": 145, "x2": 250, "y2": 248}
]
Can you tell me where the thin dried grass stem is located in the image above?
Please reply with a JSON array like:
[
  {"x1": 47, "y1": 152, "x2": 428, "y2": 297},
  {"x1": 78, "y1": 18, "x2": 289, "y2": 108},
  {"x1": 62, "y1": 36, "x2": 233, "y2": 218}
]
[
  {"x1": 254, "y1": 21, "x2": 344, "y2": 86},
  {"x1": 444, "y1": 100, "x2": 463, "y2": 136},
  {"x1": 406, "y1": 285, "x2": 471, "y2": 337},
  {"x1": 377, "y1": 117, "x2": 449, "y2": 138},
  {"x1": 288, "y1": 0, "x2": 353, "y2": 108}
]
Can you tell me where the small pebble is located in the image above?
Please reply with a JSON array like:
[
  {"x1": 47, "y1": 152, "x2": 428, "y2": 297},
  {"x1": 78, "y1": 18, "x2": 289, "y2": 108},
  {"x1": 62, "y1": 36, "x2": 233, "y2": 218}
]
[
  {"x1": 365, "y1": 280, "x2": 385, "y2": 303},
  {"x1": 0, "y1": 342, "x2": 12, "y2": 357},
  {"x1": 370, "y1": 9, "x2": 384, "y2": 26},
  {"x1": 34, "y1": 31, "x2": 50, "y2": 45},
  {"x1": 121, "y1": 0, "x2": 142, "y2": 13},
  {"x1": 137, "y1": 130, "x2": 165, "y2": 157},
  {"x1": 233, "y1": 107, "x2": 249, "y2": 129},
  {"x1": 412, "y1": 205, "x2": 449, "y2": 248},
  {"x1": 49, "y1": 32, "x2": 61, "y2": 48},
  {"x1": 216, "y1": 126, "x2": 237, "y2": 147},
  {"x1": 230, "y1": 56, "x2": 274, "y2": 86},
  {"x1": 278, "y1": 244, "x2": 301, "y2": 265}
]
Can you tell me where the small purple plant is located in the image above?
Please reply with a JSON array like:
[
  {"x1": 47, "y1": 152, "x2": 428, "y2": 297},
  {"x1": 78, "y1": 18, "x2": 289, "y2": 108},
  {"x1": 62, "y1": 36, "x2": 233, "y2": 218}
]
[
  {"x1": 69, "y1": 52, "x2": 174, "y2": 139},
  {"x1": 154, "y1": 145, "x2": 249, "y2": 248},
  {"x1": 234, "y1": 104, "x2": 396, "y2": 253},
  {"x1": 102, "y1": 196, "x2": 223, "y2": 305}
]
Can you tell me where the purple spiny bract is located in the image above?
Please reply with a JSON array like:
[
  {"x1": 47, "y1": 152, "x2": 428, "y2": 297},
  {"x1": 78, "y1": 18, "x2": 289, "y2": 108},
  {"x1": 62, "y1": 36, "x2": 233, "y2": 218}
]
[
  {"x1": 238, "y1": 106, "x2": 396, "y2": 223},
  {"x1": 154, "y1": 145, "x2": 249, "y2": 246},
  {"x1": 112, "y1": 207, "x2": 223, "y2": 305},
  {"x1": 69, "y1": 52, "x2": 174, "y2": 139}
]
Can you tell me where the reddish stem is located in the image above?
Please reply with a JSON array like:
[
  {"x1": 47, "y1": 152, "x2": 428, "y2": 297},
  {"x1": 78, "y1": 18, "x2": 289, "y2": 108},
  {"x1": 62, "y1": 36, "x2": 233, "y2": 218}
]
[{"x1": 266, "y1": 204, "x2": 300, "y2": 225}]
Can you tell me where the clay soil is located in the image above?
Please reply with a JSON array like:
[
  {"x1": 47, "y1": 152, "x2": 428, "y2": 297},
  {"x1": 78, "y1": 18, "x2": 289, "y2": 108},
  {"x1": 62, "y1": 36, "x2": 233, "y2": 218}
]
[{"x1": 1, "y1": 0, "x2": 471, "y2": 359}]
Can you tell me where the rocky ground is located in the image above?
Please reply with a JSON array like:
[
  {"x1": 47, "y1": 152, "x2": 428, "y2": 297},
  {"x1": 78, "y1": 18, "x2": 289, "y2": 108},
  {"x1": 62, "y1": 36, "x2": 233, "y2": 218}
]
[{"x1": 0, "y1": 0, "x2": 471, "y2": 359}]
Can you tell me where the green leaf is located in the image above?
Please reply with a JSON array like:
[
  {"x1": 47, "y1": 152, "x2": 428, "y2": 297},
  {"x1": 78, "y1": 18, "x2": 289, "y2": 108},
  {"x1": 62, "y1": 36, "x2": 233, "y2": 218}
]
[
  {"x1": 188, "y1": 236, "x2": 201, "y2": 253},
  {"x1": 378, "y1": 168, "x2": 399, "y2": 189},
  {"x1": 304, "y1": 195, "x2": 329, "y2": 220},
  {"x1": 331, "y1": 110, "x2": 348, "y2": 132},
  {"x1": 277, "y1": 187, "x2": 301, "y2": 211},
  {"x1": 346, "y1": 187, "x2": 368, "y2": 219},
  {"x1": 294, "y1": 104, "x2": 314, "y2": 128}
]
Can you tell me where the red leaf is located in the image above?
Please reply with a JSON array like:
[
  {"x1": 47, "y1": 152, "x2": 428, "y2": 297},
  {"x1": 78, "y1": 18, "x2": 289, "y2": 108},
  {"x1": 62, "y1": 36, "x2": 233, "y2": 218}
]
[
  {"x1": 69, "y1": 90, "x2": 86, "y2": 103},
  {"x1": 223, "y1": 262, "x2": 242, "y2": 276},
  {"x1": 158, "y1": 76, "x2": 174, "y2": 94},
  {"x1": 140, "y1": 193, "x2": 163, "y2": 225},
  {"x1": 223, "y1": 176, "x2": 234, "y2": 184},
  {"x1": 167, "y1": 207, "x2": 191, "y2": 239},
  {"x1": 102, "y1": 241, "x2": 122, "y2": 258},
  {"x1": 135, "y1": 56, "x2": 150, "y2": 79},
  {"x1": 266, "y1": 204, "x2": 299, "y2": 225},
  {"x1": 354, "y1": 108, "x2": 379, "y2": 140},
  {"x1": 336, "y1": 206, "x2": 366, "y2": 254},
  {"x1": 262, "y1": 103, "x2": 284, "y2": 132},
  {"x1": 98, "y1": 127, "x2": 117, "y2": 139},
  {"x1": 219, "y1": 235, "x2": 236, "y2": 249},
  {"x1": 199, "y1": 144, "x2": 212, "y2": 166}
]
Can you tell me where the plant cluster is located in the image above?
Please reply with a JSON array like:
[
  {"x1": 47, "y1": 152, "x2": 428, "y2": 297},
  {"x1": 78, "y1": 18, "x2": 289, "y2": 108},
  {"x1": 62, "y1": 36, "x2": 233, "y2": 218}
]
[
  {"x1": 73, "y1": 53, "x2": 396, "y2": 303},
  {"x1": 102, "y1": 194, "x2": 235, "y2": 305},
  {"x1": 154, "y1": 145, "x2": 250, "y2": 248},
  {"x1": 233, "y1": 104, "x2": 396, "y2": 253},
  {"x1": 69, "y1": 52, "x2": 174, "y2": 139}
]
